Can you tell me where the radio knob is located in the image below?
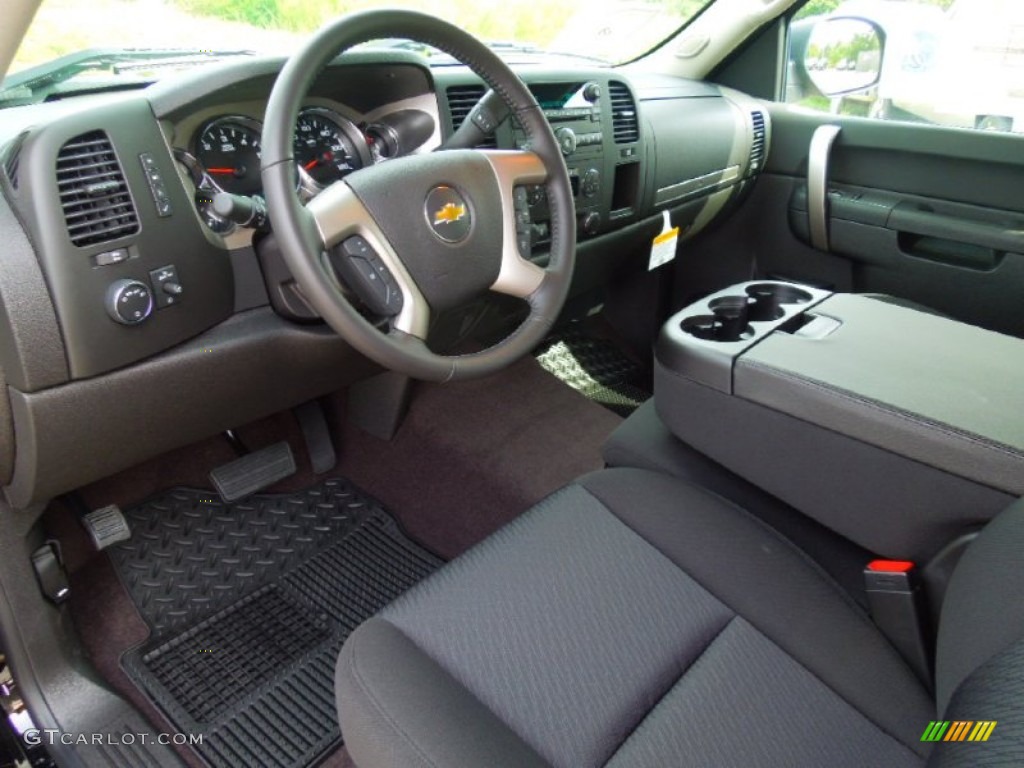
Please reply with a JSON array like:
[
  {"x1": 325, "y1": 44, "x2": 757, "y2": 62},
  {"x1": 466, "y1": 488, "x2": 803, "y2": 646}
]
[
  {"x1": 581, "y1": 168, "x2": 600, "y2": 198},
  {"x1": 554, "y1": 126, "x2": 577, "y2": 156},
  {"x1": 105, "y1": 279, "x2": 153, "y2": 325},
  {"x1": 583, "y1": 82, "x2": 602, "y2": 103}
]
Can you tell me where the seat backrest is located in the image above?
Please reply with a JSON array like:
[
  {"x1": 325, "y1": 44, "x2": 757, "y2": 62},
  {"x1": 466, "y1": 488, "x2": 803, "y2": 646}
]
[{"x1": 929, "y1": 499, "x2": 1024, "y2": 764}]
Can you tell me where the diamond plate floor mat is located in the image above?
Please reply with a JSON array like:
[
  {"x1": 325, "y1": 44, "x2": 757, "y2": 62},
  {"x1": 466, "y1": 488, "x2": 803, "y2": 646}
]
[
  {"x1": 110, "y1": 478, "x2": 443, "y2": 768},
  {"x1": 536, "y1": 330, "x2": 650, "y2": 417}
]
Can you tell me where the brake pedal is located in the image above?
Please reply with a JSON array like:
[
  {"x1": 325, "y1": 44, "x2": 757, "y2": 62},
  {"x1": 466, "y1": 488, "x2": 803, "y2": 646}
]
[
  {"x1": 81, "y1": 505, "x2": 132, "y2": 550},
  {"x1": 209, "y1": 441, "x2": 296, "y2": 502}
]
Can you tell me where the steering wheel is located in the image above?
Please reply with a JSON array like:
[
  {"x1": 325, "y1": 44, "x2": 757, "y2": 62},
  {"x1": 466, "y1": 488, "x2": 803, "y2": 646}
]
[{"x1": 261, "y1": 10, "x2": 576, "y2": 382}]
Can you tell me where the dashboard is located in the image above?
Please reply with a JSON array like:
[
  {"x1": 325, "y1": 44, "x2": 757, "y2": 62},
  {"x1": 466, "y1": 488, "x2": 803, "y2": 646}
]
[{"x1": 0, "y1": 49, "x2": 770, "y2": 507}]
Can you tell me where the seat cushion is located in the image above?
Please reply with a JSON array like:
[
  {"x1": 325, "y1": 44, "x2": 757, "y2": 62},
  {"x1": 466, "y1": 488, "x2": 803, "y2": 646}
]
[
  {"x1": 601, "y1": 399, "x2": 873, "y2": 604},
  {"x1": 336, "y1": 468, "x2": 934, "y2": 768}
]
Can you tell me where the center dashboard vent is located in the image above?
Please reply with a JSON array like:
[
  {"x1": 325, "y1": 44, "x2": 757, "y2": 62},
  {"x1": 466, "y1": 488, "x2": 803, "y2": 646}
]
[
  {"x1": 608, "y1": 81, "x2": 639, "y2": 144},
  {"x1": 749, "y1": 111, "x2": 767, "y2": 173},
  {"x1": 445, "y1": 85, "x2": 497, "y2": 149},
  {"x1": 56, "y1": 130, "x2": 139, "y2": 247}
]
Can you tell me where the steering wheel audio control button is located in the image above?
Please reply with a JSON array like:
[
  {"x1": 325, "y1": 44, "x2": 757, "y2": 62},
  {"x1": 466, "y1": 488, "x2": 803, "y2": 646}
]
[
  {"x1": 330, "y1": 236, "x2": 404, "y2": 317},
  {"x1": 105, "y1": 279, "x2": 154, "y2": 325}
]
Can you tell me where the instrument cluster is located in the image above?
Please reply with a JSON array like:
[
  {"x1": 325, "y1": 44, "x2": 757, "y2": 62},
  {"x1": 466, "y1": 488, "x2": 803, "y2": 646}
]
[{"x1": 175, "y1": 107, "x2": 404, "y2": 235}]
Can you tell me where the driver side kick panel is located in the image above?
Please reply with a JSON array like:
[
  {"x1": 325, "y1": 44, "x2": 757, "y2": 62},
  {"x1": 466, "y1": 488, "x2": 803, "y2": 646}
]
[{"x1": 734, "y1": 107, "x2": 1024, "y2": 338}]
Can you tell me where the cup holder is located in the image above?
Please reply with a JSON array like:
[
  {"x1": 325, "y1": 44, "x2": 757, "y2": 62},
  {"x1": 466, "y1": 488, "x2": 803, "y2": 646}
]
[
  {"x1": 745, "y1": 283, "x2": 813, "y2": 322},
  {"x1": 682, "y1": 296, "x2": 755, "y2": 342},
  {"x1": 680, "y1": 283, "x2": 815, "y2": 343}
]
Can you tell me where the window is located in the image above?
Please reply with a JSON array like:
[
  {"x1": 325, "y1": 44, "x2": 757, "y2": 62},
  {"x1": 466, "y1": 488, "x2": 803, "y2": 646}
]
[{"x1": 785, "y1": 0, "x2": 1024, "y2": 134}]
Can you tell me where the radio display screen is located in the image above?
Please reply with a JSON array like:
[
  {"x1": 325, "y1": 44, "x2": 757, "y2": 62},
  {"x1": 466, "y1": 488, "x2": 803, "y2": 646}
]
[{"x1": 529, "y1": 83, "x2": 587, "y2": 110}]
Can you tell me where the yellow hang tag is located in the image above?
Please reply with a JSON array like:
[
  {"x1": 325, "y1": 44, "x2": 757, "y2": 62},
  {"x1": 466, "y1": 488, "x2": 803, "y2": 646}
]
[{"x1": 648, "y1": 210, "x2": 679, "y2": 270}]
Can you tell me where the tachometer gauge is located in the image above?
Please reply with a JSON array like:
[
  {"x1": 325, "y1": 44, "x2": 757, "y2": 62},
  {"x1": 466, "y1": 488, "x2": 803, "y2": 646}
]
[
  {"x1": 294, "y1": 108, "x2": 371, "y2": 188},
  {"x1": 194, "y1": 116, "x2": 263, "y2": 196}
]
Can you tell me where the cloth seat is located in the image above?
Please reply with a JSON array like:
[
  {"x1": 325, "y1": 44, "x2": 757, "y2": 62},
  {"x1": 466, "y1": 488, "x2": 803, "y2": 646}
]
[{"x1": 335, "y1": 468, "x2": 1024, "y2": 767}]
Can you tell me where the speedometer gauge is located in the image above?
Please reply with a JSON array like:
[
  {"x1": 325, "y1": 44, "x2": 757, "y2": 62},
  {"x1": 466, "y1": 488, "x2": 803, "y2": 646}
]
[
  {"x1": 294, "y1": 108, "x2": 371, "y2": 188},
  {"x1": 194, "y1": 116, "x2": 263, "y2": 196}
]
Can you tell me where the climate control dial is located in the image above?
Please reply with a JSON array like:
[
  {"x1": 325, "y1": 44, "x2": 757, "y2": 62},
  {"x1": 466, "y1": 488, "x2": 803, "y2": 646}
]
[{"x1": 105, "y1": 279, "x2": 154, "y2": 326}]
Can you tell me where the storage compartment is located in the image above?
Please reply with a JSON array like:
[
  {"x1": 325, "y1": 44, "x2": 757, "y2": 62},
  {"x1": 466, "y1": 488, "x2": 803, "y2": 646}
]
[{"x1": 654, "y1": 285, "x2": 1024, "y2": 559}]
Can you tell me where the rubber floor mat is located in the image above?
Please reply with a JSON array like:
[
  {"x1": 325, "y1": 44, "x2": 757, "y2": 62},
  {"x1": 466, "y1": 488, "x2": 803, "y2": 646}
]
[
  {"x1": 536, "y1": 331, "x2": 650, "y2": 416},
  {"x1": 111, "y1": 479, "x2": 442, "y2": 768}
]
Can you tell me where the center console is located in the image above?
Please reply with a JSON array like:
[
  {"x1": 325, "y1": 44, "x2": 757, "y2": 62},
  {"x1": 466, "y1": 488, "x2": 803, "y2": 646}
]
[
  {"x1": 503, "y1": 78, "x2": 642, "y2": 251},
  {"x1": 654, "y1": 281, "x2": 1024, "y2": 560}
]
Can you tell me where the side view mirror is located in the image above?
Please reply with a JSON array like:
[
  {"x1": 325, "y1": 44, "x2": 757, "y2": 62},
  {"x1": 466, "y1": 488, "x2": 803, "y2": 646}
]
[{"x1": 804, "y1": 17, "x2": 885, "y2": 97}]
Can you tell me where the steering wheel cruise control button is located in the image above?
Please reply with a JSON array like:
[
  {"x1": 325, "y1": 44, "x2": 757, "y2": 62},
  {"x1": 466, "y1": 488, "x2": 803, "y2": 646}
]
[
  {"x1": 330, "y1": 236, "x2": 403, "y2": 317},
  {"x1": 513, "y1": 185, "x2": 533, "y2": 257}
]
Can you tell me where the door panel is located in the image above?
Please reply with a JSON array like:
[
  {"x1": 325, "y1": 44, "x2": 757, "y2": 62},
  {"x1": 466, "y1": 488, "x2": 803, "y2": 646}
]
[{"x1": 694, "y1": 106, "x2": 1024, "y2": 337}]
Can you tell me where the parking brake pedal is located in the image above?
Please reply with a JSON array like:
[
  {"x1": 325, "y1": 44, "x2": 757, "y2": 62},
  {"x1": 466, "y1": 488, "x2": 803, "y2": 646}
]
[
  {"x1": 209, "y1": 441, "x2": 296, "y2": 502},
  {"x1": 31, "y1": 542, "x2": 69, "y2": 605}
]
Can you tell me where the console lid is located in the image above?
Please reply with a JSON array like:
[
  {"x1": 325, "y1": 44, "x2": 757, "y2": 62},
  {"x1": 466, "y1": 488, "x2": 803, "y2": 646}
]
[{"x1": 736, "y1": 294, "x2": 1024, "y2": 496}]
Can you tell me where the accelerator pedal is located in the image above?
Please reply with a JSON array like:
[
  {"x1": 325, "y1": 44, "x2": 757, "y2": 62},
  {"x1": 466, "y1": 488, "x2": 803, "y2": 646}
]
[{"x1": 293, "y1": 400, "x2": 337, "y2": 475}]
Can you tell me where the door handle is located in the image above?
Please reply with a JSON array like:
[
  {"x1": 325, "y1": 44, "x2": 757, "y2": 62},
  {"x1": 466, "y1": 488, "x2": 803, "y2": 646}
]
[{"x1": 807, "y1": 124, "x2": 842, "y2": 252}]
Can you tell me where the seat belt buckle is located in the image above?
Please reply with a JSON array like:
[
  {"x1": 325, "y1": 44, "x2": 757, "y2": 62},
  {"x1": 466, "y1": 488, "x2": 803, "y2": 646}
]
[{"x1": 864, "y1": 560, "x2": 932, "y2": 688}]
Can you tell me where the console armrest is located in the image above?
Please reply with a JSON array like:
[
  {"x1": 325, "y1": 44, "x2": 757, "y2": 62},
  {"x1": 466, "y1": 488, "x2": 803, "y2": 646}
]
[
  {"x1": 653, "y1": 283, "x2": 1021, "y2": 559},
  {"x1": 737, "y1": 294, "x2": 1024, "y2": 496}
]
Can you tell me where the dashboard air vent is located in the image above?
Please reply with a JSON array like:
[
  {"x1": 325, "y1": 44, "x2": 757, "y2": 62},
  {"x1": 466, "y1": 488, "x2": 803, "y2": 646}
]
[
  {"x1": 56, "y1": 131, "x2": 139, "y2": 247},
  {"x1": 1, "y1": 133, "x2": 26, "y2": 190},
  {"x1": 609, "y1": 81, "x2": 639, "y2": 144},
  {"x1": 4, "y1": 151, "x2": 18, "y2": 189},
  {"x1": 749, "y1": 111, "x2": 767, "y2": 173},
  {"x1": 445, "y1": 84, "x2": 497, "y2": 148}
]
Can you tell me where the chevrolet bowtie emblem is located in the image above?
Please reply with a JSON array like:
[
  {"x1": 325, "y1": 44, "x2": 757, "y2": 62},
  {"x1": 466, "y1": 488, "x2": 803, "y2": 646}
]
[
  {"x1": 425, "y1": 185, "x2": 471, "y2": 243},
  {"x1": 433, "y1": 202, "x2": 467, "y2": 226}
]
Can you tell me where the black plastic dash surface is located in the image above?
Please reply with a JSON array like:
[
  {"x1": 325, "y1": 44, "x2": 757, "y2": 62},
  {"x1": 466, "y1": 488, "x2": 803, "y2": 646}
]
[{"x1": 111, "y1": 478, "x2": 442, "y2": 768}]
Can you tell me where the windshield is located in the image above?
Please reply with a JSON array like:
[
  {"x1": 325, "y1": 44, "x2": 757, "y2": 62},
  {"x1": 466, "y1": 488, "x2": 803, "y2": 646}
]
[{"x1": 7, "y1": 0, "x2": 711, "y2": 87}]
